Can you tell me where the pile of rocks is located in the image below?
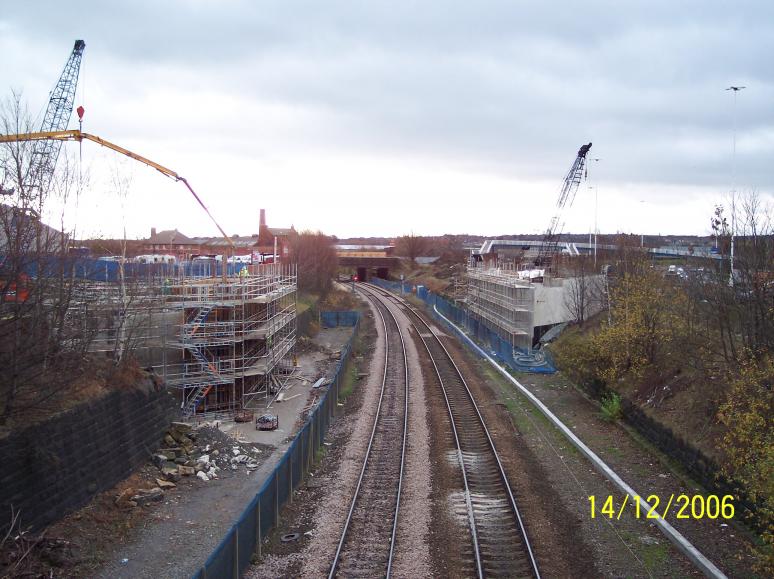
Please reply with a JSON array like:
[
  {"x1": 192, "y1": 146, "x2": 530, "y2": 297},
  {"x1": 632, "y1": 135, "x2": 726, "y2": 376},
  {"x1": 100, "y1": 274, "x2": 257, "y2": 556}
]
[
  {"x1": 151, "y1": 422, "x2": 221, "y2": 482},
  {"x1": 152, "y1": 421, "x2": 264, "y2": 483},
  {"x1": 115, "y1": 421, "x2": 266, "y2": 509}
]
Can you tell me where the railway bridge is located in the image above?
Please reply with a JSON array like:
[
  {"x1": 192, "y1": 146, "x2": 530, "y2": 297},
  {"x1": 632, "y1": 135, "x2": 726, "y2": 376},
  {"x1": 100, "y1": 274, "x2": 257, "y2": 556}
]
[{"x1": 335, "y1": 246, "x2": 399, "y2": 281}]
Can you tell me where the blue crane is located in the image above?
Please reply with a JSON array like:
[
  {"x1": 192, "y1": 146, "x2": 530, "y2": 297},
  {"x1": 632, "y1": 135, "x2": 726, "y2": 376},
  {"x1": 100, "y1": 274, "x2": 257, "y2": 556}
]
[{"x1": 25, "y1": 40, "x2": 85, "y2": 209}]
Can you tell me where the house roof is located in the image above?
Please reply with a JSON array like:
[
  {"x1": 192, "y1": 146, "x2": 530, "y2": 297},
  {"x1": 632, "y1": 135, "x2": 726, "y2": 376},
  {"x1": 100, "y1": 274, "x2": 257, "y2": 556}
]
[
  {"x1": 268, "y1": 227, "x2": 294, "y2": 237},
  {"x1": 205, "y1": 236, "x2": 257, "y2": 248},
  {"x1": 147, "y1": 229, "x2": 194, "y2": 244}
]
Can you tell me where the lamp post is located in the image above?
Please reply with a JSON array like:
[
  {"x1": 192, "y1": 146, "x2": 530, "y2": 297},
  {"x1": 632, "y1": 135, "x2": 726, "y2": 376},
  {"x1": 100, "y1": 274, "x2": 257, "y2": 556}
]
[
  {"x1": 726, "y1": 85, "x2": 745, "y2": 285},
  {"x1": 587, "y1": 158, "x2": 601, "y2": 267}
]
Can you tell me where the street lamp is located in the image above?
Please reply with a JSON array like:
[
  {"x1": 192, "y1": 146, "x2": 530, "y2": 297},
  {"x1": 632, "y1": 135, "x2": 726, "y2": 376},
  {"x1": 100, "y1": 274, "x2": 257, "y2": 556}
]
[
  {"x1": 587, "y1": 158, "x2": 601, "y2": 267},
  {"x1": 726, "y1": 85, "x2": 746, "y2": 285}
]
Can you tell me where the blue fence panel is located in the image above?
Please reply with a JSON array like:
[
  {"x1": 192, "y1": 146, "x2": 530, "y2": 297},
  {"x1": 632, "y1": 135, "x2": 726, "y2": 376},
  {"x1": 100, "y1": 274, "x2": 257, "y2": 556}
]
[
  {"x1": 298, "y1": 421, "x2": 311, "y2": 471},
  {"x1": 236, "y1": 497, "x2": 259, "y2": 574},
  {"x1": 291, "y1": 438, "x2": 303, "y2": 490},
  {"x1": 320, "y1": 310, "x2": 360, "y2": 328},
  {"x1": 9, "y1": 255, "x2": 254, "y2": 283},
  {"x1": 371, "y1": 278, "x2": 404, "y2": 293},
  {"x1": 203, "y1": 528, "x2": 236, "y2": 578},
  {"x1": 258, "y1": 475, "x2": 276, "y2": 538},
  {"x1": 276, "y1": 454, "x2": 291, "y2": 506}
]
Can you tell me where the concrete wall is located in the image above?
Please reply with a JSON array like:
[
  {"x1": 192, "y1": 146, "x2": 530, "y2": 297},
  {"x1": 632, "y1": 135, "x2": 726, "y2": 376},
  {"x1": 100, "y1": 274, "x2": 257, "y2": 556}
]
[
  {"x1": 533, "y1": 275, "x2": 605, "y2": 327},
  {"x1": 0, "y1": 381, "x2": 177, "y2": 532}
]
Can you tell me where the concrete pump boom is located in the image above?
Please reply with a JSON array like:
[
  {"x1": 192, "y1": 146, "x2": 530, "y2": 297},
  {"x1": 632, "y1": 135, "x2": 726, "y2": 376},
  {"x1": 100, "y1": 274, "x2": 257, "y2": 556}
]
[{"x1": 0, "y1": 129, "x2": 234, "y2": 248}]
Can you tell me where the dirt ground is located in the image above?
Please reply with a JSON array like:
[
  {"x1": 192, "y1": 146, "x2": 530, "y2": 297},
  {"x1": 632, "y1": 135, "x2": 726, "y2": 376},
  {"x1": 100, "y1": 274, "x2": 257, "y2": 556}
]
[{"x1": 520, "y1": 371, "x2": 759, "y2": 578}]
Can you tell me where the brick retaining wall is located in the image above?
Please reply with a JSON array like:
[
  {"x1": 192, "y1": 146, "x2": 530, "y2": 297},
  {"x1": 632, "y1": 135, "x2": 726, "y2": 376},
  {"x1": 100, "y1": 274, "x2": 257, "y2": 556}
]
[{"x1": 0, "y1": 381, "x2": 177, "y2": 532}]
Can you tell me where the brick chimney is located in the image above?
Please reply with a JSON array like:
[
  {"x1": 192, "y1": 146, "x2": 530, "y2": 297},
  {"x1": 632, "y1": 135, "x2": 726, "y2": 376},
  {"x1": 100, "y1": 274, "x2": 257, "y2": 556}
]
[
  {"x1": 151, "y1": 227, "x2": 157, "y2": 238},
  {"x1": 259, "y1": 209, "x2": 266, "y2": 228}
]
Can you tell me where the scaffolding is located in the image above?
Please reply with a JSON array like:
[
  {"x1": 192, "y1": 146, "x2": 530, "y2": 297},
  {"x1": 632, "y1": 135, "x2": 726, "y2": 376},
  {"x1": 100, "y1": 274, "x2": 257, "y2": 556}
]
[
  {"x1": 466, "y1": 263, "x2": 534, "y2": 352},
  {"x1": 83, "y1": 262, "x2": 297, "y2": 417}
]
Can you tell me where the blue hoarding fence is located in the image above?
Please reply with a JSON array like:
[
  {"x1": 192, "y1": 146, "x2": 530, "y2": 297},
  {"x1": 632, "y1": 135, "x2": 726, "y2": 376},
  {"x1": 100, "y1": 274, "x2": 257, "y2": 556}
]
[
  {"x1": 192, "y1": 314, "x2": 360, "y2": 578},
  {"x1": 320, "y1": 310, "x2": 359, "y2": 328},
  {"x1": 372, "y1": 278, "x2": 555, "y2": 374},
  {"x1": 2, "y1": 255, "x2": 253, "y2": 284}
]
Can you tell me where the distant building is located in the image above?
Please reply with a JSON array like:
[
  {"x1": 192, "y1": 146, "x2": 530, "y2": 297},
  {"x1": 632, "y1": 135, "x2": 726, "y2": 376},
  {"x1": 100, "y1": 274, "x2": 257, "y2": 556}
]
[
  {"x1": 249, "y1": 208, "x2": 295, "y2": 262},
  {"x1": 141, "y1": 228, "x2": 202, "y2": 260},
  {"x1": 141, "y1": 209, "x2": 295, "y2": 262}
]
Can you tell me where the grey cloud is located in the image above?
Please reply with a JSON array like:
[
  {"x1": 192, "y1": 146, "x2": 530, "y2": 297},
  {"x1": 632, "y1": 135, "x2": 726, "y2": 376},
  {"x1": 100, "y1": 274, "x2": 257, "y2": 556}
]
[{"x1": 2, "y1": 0, "x2": 773, "y2": 201}]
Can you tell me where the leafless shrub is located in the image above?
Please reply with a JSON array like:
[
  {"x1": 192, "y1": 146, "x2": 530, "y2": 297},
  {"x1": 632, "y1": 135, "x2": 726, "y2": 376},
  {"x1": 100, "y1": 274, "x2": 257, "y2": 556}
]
[
  {"x1": 0, "y1": 93, "x2": 100, "y2": 425},
  {"x1": 288, "y1": 230, "x2": 338, "y2": 295}
]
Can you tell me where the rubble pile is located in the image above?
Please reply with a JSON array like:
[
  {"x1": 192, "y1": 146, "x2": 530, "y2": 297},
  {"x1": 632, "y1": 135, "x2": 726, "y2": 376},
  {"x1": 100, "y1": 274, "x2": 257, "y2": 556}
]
[
  {"x1": 114, "y1": 421, "x2": 265, "y2": 509},
  {"x1": 153, "y1": 422, "x2": 264, "y2": 482}
]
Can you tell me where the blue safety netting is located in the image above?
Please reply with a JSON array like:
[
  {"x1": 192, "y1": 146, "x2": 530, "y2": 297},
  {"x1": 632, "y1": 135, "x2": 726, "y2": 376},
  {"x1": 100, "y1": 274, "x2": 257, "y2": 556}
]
[
  {"x1": 1, "y1": 255, "x2": 250, "y2": 283},
  {"x1": 320, "y1": 310, "x2": 359, "y2": 328},
  {"x1": 374, "y1": 279, "x2": 556, "y2": 374}
]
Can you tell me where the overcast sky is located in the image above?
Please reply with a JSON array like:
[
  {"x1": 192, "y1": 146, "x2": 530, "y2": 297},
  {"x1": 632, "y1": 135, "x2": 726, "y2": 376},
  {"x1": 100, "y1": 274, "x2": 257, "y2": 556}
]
[{"x1": 2, "y1": 1, "x2": 772, "y2": 240}]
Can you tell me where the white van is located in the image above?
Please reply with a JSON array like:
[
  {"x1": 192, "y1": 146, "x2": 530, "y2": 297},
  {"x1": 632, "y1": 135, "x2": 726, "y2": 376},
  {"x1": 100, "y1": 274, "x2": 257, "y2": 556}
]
[{"x1": 135, "y1": 254, "x2": 176, "y2": 265}]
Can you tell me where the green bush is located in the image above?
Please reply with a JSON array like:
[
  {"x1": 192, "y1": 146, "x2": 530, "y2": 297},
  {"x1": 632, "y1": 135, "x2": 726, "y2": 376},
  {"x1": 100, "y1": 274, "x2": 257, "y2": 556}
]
[
  {"x1": 600, "y1": 392, "x2": 623, "y2": 422},
  {"x1": 550, "y1": 329, "x2": 608, "y2": 394}
]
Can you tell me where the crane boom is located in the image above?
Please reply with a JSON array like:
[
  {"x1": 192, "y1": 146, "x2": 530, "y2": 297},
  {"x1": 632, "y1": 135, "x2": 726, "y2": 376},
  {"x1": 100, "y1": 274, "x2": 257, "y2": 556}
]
[
  {"x1": 0, "y1": 129, "x2": 234, "y2": 247},
  {"x1": 535, "y1": 142, "x2": 591, "y2": 268},
  {"x1": 26, "y1": 40, "x2": 85, "y2": 205}
]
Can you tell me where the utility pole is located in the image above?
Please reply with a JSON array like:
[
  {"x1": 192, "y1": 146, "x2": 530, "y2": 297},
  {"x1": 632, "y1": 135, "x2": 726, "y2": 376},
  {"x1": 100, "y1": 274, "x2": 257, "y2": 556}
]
[
  {"x1": 726, "y1": 85, "x2": 746, "y2": 286},
  {"x1": 594, "y1": 185, "x2": 598, "y2": 267},
  {"x1": 587, "y1": 158, "x2": 601, "y2": 268}
]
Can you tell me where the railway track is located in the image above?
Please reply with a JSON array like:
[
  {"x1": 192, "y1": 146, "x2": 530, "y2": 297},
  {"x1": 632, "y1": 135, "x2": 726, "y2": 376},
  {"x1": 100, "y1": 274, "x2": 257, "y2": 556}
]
[
  {"x1": 362, "y1": 283, "x2": 541, "y2": 579},
  {"x1": 328, "y1": 287, "x2": 409, "y2": 578}
]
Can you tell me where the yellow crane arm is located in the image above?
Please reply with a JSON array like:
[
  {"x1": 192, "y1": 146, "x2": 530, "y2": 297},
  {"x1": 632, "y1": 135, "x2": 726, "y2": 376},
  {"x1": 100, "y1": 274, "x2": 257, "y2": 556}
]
[{"x1": 0, "y1": 129, "x2": 234, "y2": 247}]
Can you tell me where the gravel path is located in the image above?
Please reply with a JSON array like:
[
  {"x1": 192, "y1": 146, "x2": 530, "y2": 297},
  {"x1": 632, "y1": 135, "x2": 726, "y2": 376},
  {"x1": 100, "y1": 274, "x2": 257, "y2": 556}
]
[{"x1": 95, "y1": 442, "x2": 287, "y2": 579}]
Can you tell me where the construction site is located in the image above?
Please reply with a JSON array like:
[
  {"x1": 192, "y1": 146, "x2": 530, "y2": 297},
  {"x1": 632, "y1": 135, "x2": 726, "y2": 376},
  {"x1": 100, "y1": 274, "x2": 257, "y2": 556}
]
[
  {"x1": 83, "y1": 263, "x2": 298, "y2": 417},
  {"x1": 1, "y1": 28, "x2": 768, "y2": 579},
  {"x1": 465, "y1": 263, "x2": 535, "y2": 352},
  {"x1": 0, "y1": 40, "x2": 300, "y2": 420}
]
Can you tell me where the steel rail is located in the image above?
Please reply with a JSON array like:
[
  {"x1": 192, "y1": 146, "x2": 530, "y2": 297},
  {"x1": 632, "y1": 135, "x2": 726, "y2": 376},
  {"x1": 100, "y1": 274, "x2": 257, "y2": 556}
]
[
  {"x1": 328, "y1": 287, "x2": 409, "y2": 578},
  {"x1": 364, "y1": 282, "x2": 540, "y2": 578}
]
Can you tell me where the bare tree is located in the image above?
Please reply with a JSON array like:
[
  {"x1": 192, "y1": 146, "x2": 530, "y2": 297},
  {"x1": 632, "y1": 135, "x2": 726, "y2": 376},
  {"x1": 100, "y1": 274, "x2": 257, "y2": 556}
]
[
  {"x1": 564, "y1": 254, "x2": 596, "y2": 326},
  {"x1": 395, "y1": 232, "x2": 428, "y2": 263},
  {"x1": 612, "y1": 233, "x2": 649, "y2": 278},
  {"x1": 0, "y1": 93, "x2": 97, "y2": 426},
  {"x1": 730, "y1": 191, "x2": 774, "y2": 352},
  {"x1": 288, "y1": 230, "x2": 338, "y2": 295}
]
